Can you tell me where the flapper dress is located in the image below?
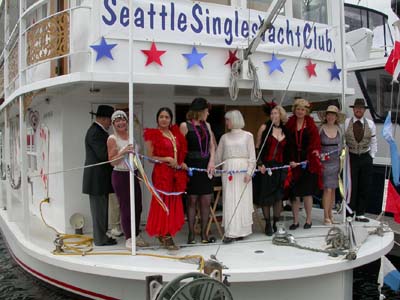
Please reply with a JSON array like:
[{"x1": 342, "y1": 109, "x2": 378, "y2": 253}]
[
  {"x1": 185, "y1": 121, "x2": 214, "y2": 195},
  {"x1": 215, "y1": 129, "x2": 256, "y2": 238},
  {"x1": 254, "y1": 124, "x2": 289, "y2": 206},
  {"x1": 143, "y1": 125, "x2": 188, "y2": 237},
  {"x1": 320, "y1": 129, "x2": 341, "y2": 189},
  {"x1": 286, "y1": 115, "x2": 323, "y2": 197}
]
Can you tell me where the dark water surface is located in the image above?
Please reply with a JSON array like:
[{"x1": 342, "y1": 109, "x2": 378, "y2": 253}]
[{"x1": 0, "y1": 232, "x2": 400, "y2": 300}]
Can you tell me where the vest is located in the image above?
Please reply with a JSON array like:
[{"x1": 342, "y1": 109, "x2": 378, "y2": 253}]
[{"x1": 345, "y1": 118, "x2": 372, "y2": 155}]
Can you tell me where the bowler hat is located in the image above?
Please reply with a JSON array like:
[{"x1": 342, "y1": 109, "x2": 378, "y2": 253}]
[
  {"x1": 349, "y1": 98, "x2": 369, "y2": 109},
  {"x1": 90, "y1": 105, "x2": 114, "y2": 118},
  {"x1": 190, "y1": 98, "x2": 209, "y2": 111}
]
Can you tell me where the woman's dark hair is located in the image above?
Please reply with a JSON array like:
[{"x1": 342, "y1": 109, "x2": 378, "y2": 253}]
[{"x1": 156, "y1": 107, "x2": 174, "y2": 125}]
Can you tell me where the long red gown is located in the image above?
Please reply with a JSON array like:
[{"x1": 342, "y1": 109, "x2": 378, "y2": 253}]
[{"x1": 143, "y1": 125, "x2": 188, "y2": 237}]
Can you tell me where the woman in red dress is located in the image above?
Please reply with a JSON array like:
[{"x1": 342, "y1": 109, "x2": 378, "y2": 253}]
[{"x1": 144, "y1": 107, "x2": 188, "y2": 250}]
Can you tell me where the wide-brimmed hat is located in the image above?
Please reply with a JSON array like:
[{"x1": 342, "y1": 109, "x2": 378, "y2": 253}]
[
  {"x1": 349, "y1": 98, "x2": 369, "y2": 109},
  {"x1": 318, "y1": 105, "x2": 345, "y2": 124},
  {"x1": 90, "y1": 105, "x2": 114, "y2": 118},
  {"x1": 189, "y1": 98, "x2": 209, "y2": 111},
  {"x1": 111, "y1": 110, "x2": 128, "y2": 123}
]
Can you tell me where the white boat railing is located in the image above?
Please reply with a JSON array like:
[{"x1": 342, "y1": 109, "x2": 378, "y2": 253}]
[{"x1": 2, "y1": 4, "x2": 92, "y2": 101}]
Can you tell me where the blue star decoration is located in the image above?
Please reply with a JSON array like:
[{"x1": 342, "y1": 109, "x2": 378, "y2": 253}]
[
  {"x1": 328, "y1": 62, "x2": 341, "y2": 80},
  {"x1": 264, "y1": 54, "x2": 286, "y2": 74},
  {"x1": 182, "y1": 46, "x2": 207, "y2": 69},
  {"x1": 90, "y1": 37, "x2": 117, "y2": 61}
]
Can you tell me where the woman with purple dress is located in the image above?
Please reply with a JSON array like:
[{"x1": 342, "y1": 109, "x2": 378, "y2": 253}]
[{"x1": 318, "y1": 105, "x2": 345, "y2": 225}]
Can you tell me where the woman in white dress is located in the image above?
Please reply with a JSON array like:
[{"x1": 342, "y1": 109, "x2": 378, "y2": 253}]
[{"x1": 216, "y1": 110, "x2": 256, "y2": 243}]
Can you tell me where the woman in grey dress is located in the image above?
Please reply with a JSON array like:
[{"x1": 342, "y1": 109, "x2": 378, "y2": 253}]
[{"x1": 319, "y1": 105, "x2": 345, "y2": 225}]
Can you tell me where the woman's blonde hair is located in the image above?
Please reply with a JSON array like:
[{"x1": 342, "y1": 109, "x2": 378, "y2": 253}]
[
  {"x1": 292, "y1": 98, "x2": 310, "y2": 114},
  {"x1": 186, "y1": 110, "x2": 203, "y2": 121},
  {"x1": 272, "y1": 105, "x2": 288, "y2": 123}
]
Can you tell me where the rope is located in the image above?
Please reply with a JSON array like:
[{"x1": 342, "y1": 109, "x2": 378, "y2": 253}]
[{"x1": 39, "y1": 199, "x2": 205, "y2": 271}]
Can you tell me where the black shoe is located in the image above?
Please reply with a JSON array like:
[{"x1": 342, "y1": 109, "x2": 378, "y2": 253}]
[
  {"x1": 273, "y1": 217, "x2": 279, "y2": 233},
  {"x1": 187, "y1": 232, "x2": 196, "y2": 244},
  {"x1": 283, "y1": 204, "x2": 292, "y2": 211},
  {"x1": 289, "y1": 223, "x2": 299, "y2": 230},
  {"x1": 265, "y1": 221, "x2": 273, "y2": 236},
  {"x1": 303, "y1": 222, "x2": 312, "y2": 229},
  {"x1": 222, "y1": 237, "x2": 234, "y2": 244},
  {"x1": 235, "y1": 237, "x2": 244, "y2": 241},
  {"x1": 355, "y1": 216, "x2": 370, "y2": 223},
  {"x1": 96, "y1": 237, "x2": 117, "y2": 246}
]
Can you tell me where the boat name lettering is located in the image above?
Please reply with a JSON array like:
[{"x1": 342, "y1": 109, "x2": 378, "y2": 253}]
[{"x1": 101, "y1": 0, "x2": 333, "y2": 53}]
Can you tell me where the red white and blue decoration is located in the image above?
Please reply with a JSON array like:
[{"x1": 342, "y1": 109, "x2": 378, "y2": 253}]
[
  {"x1": 305, "y1": 59, "x2": 317, "y2": 78},
  {"x1": 90, "y1": 39, "x2": 343, "y2": 83},
  {"x1": 90, "y1": 37, "x2": 117, "y2": 61},
  {"x1": 328, "y1": 62, "x2": 341, "y2": 80},
  {"x1": 141, "y1": 42, "x2": 166, "y2": 66},
  {"x1": 225, "y1": 49, "x2": 239, "y2": 67},
  {"x1": 264, "y1": 53, "x2": 286, "y2": 74},
  {"x1": 182, "y1": 46, "x2": 207, "y2": 69}
]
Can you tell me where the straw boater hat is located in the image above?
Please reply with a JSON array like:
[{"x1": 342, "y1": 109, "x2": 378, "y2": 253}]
[{"x1": 318, "y1": 105, "x2": 345, "y2": 124}]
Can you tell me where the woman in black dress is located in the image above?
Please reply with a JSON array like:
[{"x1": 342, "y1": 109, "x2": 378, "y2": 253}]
[
  {"x1": 180, "y1": 98, "x2": 216, "y2": 244},
  {"x1": 254, "y1": 105, "x2": 289, "y2": 236},
  {"x1": 286, "y1": 99, "x2": 323, "y2": 230}
]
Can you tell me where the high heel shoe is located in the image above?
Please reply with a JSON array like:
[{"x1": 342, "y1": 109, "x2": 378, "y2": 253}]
[
  {"x1": 265, "y1": 219, "x2": 273, "y2": 236},
  {"x1": 160, "y1": 235, "x2": 179, "y2": 250},
  {"x1": 187, "y1": 232, "x2": 196, "y2": 244},
  {"x1": 303, "y1": 222, "x2": 312, "y2": 229},
  {"x1": 273, "y1": 217, "x2": 280, "y2": 233},
  {"x1": 289, "y1": 223, "x2": 299, "y2": 230}
]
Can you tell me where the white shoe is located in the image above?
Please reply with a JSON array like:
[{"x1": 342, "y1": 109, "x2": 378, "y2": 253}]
[
  {"x1": 110, "y1": 228, "x2": 123, "y2": 237},
  {"x1": 125, "y1": 238, "x2": 132, "y2": 250}
]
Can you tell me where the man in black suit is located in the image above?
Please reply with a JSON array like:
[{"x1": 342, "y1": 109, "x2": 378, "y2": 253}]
[{"x1": 82, "y1": 105, "x2": 117, "y2": 246}]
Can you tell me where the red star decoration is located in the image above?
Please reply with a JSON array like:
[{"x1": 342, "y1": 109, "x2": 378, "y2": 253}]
[
  {"x1": 305, "y1": 60, "x2": 317, "y2": 78},
  {"x1": 141, "y1": 42, "x2": 166, "y2": 66},
  {"x1": 225, "y1": 50, "x2": 239, "y2": 67}
]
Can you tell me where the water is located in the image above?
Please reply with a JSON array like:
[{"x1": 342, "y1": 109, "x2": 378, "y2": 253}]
[
  {"x1": 0, "y1": 231, "x2": 399, "y2": 300},
  {"x1": 0, "y1": 232, "x2": 88, "y2": 300}
]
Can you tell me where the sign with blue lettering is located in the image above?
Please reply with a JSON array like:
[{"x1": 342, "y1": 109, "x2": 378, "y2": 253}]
[{"x1": 101, "y1": 0, "x2": 336, "y2": 61}]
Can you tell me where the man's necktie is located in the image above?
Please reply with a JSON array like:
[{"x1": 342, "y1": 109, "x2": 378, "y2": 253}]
[{"x1": 353, "y1": 120, "x2": 364, "y2": 143}]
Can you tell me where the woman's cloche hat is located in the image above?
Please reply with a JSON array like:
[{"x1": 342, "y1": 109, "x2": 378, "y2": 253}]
[
  {"x1": 189, "y1": 97, "x2": 209, "y2": 111},
  {"x1": 318, "y1": 105, "x2": 345, "y2": 124},
  {"x1": 111, "y1": 110, "x2": 128, "y2": 123}
]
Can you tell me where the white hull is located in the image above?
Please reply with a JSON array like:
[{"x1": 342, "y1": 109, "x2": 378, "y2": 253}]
[{"x1": 0, "y1": 208, "x2": 393, "y2": 300}]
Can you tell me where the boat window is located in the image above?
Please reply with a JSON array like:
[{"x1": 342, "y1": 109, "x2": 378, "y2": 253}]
[
  {"x1": 344, "y1": 4, "x2": 393, "y2": 54},
  {"x1": 247, "y1": 0, "x2": 285, "y2": 14},
  {"x1": 198, "y1": 0, "x2": 231, "y2": 5},
  {"x1": 292, "y1": 0, "x2": 327, "y2": 24},
  {"x1": 27, "y1": 127, "x2": 37, "y2": 172},
  {"x1": 355, "y1": 68, "x2": 399, "y2": 123}
]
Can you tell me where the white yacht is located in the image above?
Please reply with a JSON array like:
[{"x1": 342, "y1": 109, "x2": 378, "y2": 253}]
[{"x1": 0, "y1": 1, "x2": 394, "y2": 299}]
